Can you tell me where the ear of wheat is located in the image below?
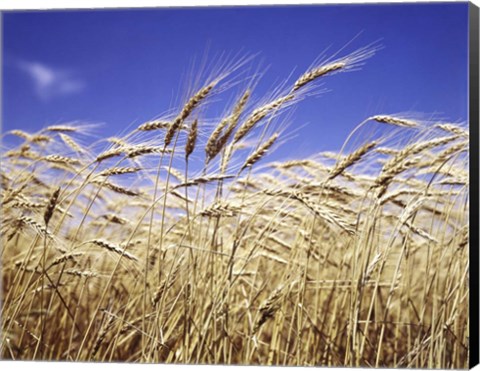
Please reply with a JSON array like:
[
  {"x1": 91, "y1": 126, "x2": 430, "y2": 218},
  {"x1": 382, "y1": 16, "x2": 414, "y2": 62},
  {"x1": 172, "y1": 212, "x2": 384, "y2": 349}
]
[
  {"x1": 240, "y1": 133, "x2": 279, "y2": 171},
  {"x1": 165, "y1": 81, "x2": 216, "y2": 146}
]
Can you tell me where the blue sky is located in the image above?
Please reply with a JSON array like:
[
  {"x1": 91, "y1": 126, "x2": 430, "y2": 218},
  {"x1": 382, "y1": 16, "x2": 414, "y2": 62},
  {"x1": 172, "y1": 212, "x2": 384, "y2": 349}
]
[{"x1": 2, "y1": 3, "x2": 469, "y2": 160}]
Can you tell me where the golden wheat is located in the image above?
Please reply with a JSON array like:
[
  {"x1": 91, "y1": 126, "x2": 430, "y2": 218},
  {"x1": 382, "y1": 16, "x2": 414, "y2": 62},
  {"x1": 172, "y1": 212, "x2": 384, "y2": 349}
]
[{"x1": 0, "y1": 49, "x2": 469, "y2": 368}]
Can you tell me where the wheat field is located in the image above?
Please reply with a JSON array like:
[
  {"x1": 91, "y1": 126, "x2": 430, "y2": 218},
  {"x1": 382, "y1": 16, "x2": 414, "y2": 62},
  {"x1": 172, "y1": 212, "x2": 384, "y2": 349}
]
[{"x1": 0, "y1": 47, "x2": 470, "y2": 367}]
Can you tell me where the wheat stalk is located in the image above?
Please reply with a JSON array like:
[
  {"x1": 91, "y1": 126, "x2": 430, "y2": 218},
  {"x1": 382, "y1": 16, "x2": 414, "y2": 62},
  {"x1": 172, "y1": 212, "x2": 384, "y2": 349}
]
[
  {"x1": 328, "y1": 141, "x2": 377, "y2": 180},
  {"x1": 241, "y1": 133, "x2": 279, "y2": 171},
  {"x1": 233, "y1": 94, "x2": 293, "y2": 144},
  {"x1": 165, "y1": 81, "x2": 216, "y2": 146}
]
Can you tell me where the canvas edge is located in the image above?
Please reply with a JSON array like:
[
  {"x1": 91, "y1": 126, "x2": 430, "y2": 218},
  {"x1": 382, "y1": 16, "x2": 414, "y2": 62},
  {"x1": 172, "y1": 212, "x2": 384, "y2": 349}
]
[{"x1": 469, "y1": 1, "x2": 480, "y2": 369}]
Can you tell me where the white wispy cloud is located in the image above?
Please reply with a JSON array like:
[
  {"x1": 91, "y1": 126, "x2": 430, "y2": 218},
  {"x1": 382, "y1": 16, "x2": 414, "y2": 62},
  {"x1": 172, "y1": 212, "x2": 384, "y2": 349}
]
[{"x1": 18, "y1": 60, "x2": 85, "y2": 101}]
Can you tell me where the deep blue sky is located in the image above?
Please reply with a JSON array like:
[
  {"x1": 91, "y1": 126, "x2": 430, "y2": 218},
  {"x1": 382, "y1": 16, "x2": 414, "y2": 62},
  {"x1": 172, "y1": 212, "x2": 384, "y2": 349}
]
[{"x1": 2, "y1": 3, "x2": 469, "y2": 159}]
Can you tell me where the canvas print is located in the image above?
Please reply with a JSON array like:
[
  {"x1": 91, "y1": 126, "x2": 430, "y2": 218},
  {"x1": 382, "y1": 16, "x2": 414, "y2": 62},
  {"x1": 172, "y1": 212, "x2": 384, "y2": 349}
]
[{"x1": 1, "y1": 2, "x2": 478, "y2": 368}]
